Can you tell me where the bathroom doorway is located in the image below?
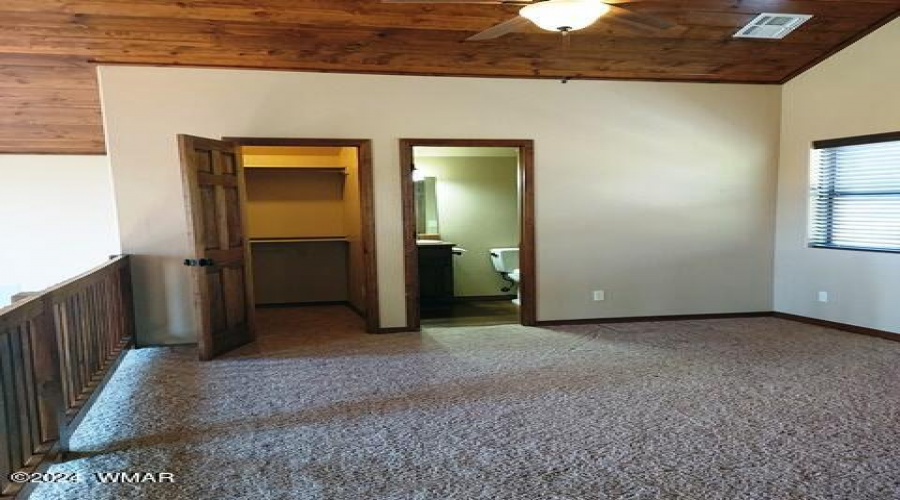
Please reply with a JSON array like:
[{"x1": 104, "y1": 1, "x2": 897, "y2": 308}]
[
  {"x1": 227, "y1": 138, "x2": 380, "y2": 333},
  {"x1": 399, "y1": 139, "x2": 536, "y2": 329}
]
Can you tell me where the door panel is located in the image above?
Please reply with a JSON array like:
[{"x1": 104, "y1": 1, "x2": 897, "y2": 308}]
[
  {"x1": 207, "y1": 270, "x2": 227, "y2": 333},
  {"x1": 179, "y1": 135, "x2": 255, "y2": 360},
  {"x1": 223, "y1": 265, "x2": 247, "y2": 328},
  {"x1": 200, "y1": 186, "x2": 220, "y2": 249},
  {"x1": 224, "y1": 187, "x2": 243, "y2": 248}
]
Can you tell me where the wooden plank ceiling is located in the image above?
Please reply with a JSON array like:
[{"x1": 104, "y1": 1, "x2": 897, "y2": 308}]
[{"x1": 1, "y1": 0, "x2": 898, "y2": 154}]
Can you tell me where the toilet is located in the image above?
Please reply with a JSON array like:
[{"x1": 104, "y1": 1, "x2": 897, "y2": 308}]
[{"x1": 489, "y1": 248, "x2": 521, "y2": 305}]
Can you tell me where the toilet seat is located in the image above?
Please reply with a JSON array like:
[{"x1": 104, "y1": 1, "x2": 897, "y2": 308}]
[{"x1": 508, "y1": 269, "x2": 521, "y2": 281}]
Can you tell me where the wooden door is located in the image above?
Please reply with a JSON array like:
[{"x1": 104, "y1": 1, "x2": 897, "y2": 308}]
[{"x1": 178, "y1": 135, "x2": 255, "y2": 360}]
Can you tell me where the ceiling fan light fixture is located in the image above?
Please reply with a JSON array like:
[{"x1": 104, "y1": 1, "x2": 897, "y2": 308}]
[{"x1": 520, "y1": 0, "x2": 611, "y2": 33}]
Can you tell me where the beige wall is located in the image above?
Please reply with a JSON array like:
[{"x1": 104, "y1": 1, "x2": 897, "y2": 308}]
[
  {"x1": 0, "y1": 155, "x2": 120, "y2": 307},
  {"x1": 99, "y1": 66, "x2": 780, "y2": 344},
  {"x1": 415, "y1": 154, "x2": 519, "y2": 297},
  {"x1": 775, "y1": 18, "x2": 900, "y2": 334}
]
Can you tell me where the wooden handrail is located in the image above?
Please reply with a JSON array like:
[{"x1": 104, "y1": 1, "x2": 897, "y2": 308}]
[{"x1": 0, "y1": 255, "x2": 135, "y2": 499}]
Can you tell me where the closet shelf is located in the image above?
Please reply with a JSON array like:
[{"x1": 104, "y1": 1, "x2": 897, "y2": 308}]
[
  {"x1": 250, "y1": 236, "x2": 348, "y2": 244},
  {"x1": 244, "y1": 166, "x2": 347, "y2": 174}
]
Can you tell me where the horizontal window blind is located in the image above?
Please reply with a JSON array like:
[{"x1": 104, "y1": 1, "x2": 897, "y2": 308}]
[{"x1": 810, "y1": 137, "x2": 900, "y2": 252}]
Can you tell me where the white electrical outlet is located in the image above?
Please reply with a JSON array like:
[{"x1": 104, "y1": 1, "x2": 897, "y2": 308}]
[
  {"x1": 817, "y1": 291, "x2": 829, "y2": 303},
  {"x1": 593, "y1": 290, "x2": 606, "y2": 302}
]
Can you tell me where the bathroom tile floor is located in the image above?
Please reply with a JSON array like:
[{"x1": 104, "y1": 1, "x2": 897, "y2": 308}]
[{"x1": 421, "y1": 300, "x2": 520, "y2": 328}]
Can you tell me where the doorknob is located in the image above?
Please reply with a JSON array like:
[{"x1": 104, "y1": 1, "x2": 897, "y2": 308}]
[{"x1": 183, "y1": 258, "x2": 215, "y2": 267}]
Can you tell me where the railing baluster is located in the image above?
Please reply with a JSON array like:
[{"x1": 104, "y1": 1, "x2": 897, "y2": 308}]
[
  {"x1": 21, "y1": 323, "x2": 42, "y2": 455},
  {"x1": 32, "y1": 296, "x2": 62, "y2": 447},
  {"x1": 10, "y1": 328, "x2": 33, "y2": 465},
  {"x1": 54, "y1": 301, "x2": 72, "y2": 412},
  {"x1": 99, "y1": 278, "x2": 111, "y2": 364},
  {"x1": 75, "y1": 291, "x2": 88, "y2": 399},
  {"x1": 0, "y1": 326, "x2": 14, "y2": 496},
  {"x1": 66, "y1": 295, "x2": 82, "y2": 411},
  {"x1": 85, "y1": 286, "x2": 97, "y2": 380},
  {"x1": 0, "y1": 333, "x2": 24, "y2": 475}
]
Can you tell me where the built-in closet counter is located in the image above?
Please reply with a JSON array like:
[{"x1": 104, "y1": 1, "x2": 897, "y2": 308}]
[{"x1": 250, "y1": 236, "x2": 348, "y2": 244}]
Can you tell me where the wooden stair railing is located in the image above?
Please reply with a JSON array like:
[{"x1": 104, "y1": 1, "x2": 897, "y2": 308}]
[{"x1": 0, "y1": 256, "x2": 135, "y2": 499}]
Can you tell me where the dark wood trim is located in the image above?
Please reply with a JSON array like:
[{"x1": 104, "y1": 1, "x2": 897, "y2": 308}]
[
  {"x1": 781, "y1": 10, "x2": 900, "y2": 84},
  {"x1": 226, "y1": 137, "x2": 372, "y2": 148},
  {"x1": 134, "y1": 343, "x2": 197, "y2": 349},
  {"x1": 518, "y1": 141, "x2": 537, "y2": 327},
  {"x1": 346, "y1": 301, "x2": 366, "y2": 319},
  {"x1": 454, "y1": 295, "x2": 517, "y2": 302},
  {"x1": 399, "y1": 139, "x2": 537, "y2": 331},
  {"x1": 536, "y1": 312, "x2": 773, "y2": 326},
  {"x1": 537, "y1": 311, "x2": 900, "y2": 344},
  {"x1": 812, "y1": 131, "x2": 900, "y2": 150},
  {"x1": 255, "y1": 301, "x2": 350, "y2": 308},
  {"x1": 0, "y1": 151, "x2": 107, "y2": 156},
  {"x1": 226, "y1": 137, "x2": 380, "y2": 333},
  {"x1": 809, "y1": 243, "x2": 900, "y2": 255},
  {"x1": 399, "y1": 141, "x2": 419, "y2": 331},
  {"x1": 357, "y1": 140, "x2": 380, "y2": 334},
  {"x1": 376, "y1": 326, "x2": 420, "y2": 334},
  {"x1": 96, "y1": 61, "x2": 784, "y2": 86},
  {"x1": 773, "y1": 312, "x2": 899, "y2": 343}
]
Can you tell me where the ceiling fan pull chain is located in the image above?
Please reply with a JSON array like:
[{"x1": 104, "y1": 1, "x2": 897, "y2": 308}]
[{"x1": 561, "y1": 28, "x2": 571, "y2": 50}]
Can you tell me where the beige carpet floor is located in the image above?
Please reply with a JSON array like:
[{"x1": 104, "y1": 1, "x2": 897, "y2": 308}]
[{"x1": 32, "y1": 306, "x2": 900, "y2": 499}]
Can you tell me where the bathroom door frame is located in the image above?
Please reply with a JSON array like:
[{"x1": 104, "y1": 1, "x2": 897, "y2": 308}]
[
  {"x1": 399, "y1": 139, "x2": 537, "y2": 330},
  {"x1": 224, "y1": 137, "x2": 381, "y2": 333}
]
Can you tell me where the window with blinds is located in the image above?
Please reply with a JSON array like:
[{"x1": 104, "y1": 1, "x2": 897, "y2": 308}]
[{"x1": 810, "y1": 133, "x2": 900, "y2": 252}]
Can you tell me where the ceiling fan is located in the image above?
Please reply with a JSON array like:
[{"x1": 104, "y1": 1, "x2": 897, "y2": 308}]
[{"x1": 381, "y1": 0, "x2": 673, "y2": 41}]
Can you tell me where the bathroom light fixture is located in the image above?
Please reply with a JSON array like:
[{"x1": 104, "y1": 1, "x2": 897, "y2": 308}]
[{"x1": 520, "y1": 0, "x2": 611, "y2": 33}]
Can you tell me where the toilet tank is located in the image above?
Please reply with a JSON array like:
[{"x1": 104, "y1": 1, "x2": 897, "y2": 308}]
[{"x1": 490, "y1": 248, "x2": 520, "y2": 273}]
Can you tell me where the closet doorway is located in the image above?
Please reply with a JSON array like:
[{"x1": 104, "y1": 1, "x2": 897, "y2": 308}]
[{"x1": 228, "y1": 138, "x2": 379, "y2": 334}]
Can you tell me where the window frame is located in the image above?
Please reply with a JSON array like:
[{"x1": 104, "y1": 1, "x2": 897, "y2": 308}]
[{"x1": 808, "y1": 131, "x2": 900, "y2": 254}]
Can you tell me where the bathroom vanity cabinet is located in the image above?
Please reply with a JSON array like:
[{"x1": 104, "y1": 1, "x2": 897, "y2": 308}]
[{"x1": 418, "y1": 243, "x2": 455, "y2": 311}]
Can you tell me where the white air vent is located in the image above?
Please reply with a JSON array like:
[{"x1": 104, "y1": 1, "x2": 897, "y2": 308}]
[{"x1": 734, "y1": 13, "x2": 812, "y2": 39}]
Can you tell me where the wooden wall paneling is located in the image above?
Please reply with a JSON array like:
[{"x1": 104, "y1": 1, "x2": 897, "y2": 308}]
[
  {"x1": 0, "y1": 1, "x2": 898, "y2": 153},
  {"x1": 0, "y1": 54, "x2": 103, "y2": 154}
]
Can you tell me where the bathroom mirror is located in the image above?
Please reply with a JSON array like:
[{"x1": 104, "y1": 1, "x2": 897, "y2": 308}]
[{"x1": 415, "y1": 176, "x2": 440, "y2": 237}]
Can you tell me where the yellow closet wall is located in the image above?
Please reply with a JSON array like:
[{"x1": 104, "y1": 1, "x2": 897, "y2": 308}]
[{"x1": 243, "y1": 147, "x2": 347, "y2": 238}]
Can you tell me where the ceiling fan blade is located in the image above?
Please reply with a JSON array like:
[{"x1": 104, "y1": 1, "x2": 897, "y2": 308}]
[
  {"x1": 467, "y1": 16, "x2": 532, "y2": 41},
  {"x1": 606, "y1": 4, "x2": 674, "y2": 31}
]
